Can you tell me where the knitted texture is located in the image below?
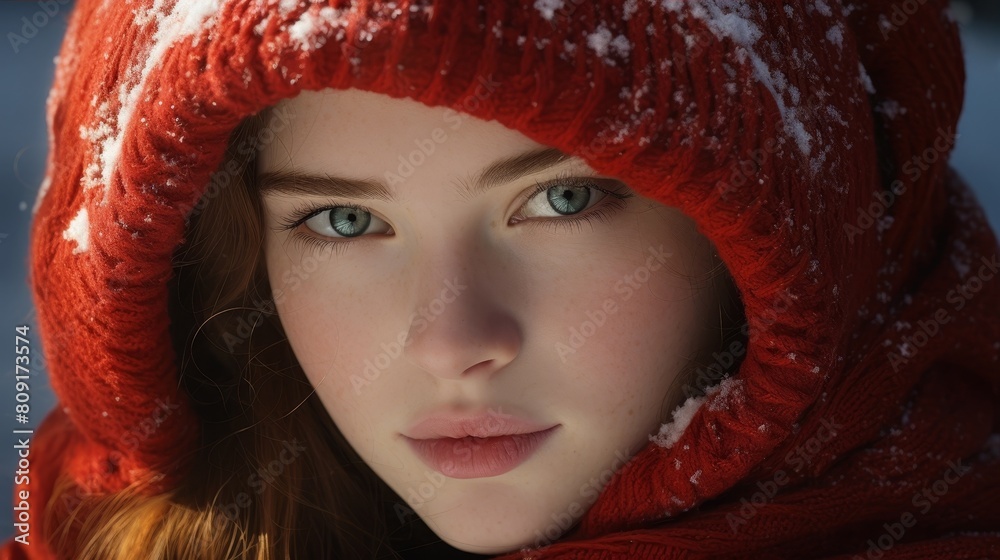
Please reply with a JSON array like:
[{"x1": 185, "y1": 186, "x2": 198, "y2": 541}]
[{"x1": 4, "y1": 0, "x2": 1000, "y2": 558}]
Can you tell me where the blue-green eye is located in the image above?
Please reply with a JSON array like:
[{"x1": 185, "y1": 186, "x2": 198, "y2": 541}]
[
  {"x1": 521, "y1": 182, "x2": 597, "y2": 217},
  {"x1": 302, "y1": 206, "x2": 391, "y2": 238}
]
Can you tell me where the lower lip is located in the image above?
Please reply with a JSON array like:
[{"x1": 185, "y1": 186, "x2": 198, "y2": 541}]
[{"x1": 404, "y1": 426, "x2": 560, "y2": 479}]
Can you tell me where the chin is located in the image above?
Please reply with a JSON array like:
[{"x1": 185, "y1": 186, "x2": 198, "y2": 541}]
[
  {"x1": 394, "y1": 464, "x2": 579, "y2": 554},
  {"x1": 423, "y1": 503, "x2": 578, "y2": 556},
  {"x1": 433, "y1": 529, "x2": 534, "y2": 556}
]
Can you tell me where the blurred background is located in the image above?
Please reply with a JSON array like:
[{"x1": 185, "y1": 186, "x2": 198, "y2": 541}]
[{"x1": 1, "y1": 0, "x2": 998, "y2": 540}]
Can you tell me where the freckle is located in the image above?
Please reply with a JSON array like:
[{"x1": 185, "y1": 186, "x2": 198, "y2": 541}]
[{"x1": 628, "y1": 408, "x2": 634, "y2": 416}]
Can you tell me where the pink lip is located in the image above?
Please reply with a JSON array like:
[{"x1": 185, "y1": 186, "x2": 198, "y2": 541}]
[{"x1": 401, "y1": 409, "x2": 560, "y2": 478}]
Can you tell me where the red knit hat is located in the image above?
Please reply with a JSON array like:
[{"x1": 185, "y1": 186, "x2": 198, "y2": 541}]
[{"x1": 5, "y1": 0, "x2": 1000, "y2": 558}]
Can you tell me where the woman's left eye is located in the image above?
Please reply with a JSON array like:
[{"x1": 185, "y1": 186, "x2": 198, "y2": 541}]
[
  {"x1": 276, "y1": 178, "x2": 635, "y2": 250},
  {"x1": 514, "y1": 179, "x2": 632, "y2": 222}
]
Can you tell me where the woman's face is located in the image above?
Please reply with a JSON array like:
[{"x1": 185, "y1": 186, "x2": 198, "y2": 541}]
[{"x1": 259, "y1": 88, "x2": 721, "y2": 554}]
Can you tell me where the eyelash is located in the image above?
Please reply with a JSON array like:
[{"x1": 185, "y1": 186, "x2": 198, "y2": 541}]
[{"x1": 275, "y1": 178, "x2": 636, "y2": 254}]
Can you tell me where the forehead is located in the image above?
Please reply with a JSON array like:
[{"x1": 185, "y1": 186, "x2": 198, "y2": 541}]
[{"x1": 256, "y1": 88, "x2": 555, "y2": 181}]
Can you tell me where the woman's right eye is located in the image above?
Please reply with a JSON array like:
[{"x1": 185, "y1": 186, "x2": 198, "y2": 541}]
[{"x1": 302, "y1": 206, "x2": 392, "y2": 239}]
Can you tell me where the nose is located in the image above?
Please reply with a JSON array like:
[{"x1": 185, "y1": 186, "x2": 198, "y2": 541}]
[{"x1": 402, "y1": 276, "x2": 521, "y2": 381}]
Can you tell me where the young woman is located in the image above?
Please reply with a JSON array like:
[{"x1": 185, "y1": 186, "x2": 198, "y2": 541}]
[{"x1": 4, "y1": 0, "x2": 999, "y2": 559}]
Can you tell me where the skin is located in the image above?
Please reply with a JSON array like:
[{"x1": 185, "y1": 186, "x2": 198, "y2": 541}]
[{"x1": 258, "y1": 87, "x2": 723, "y2": 554}]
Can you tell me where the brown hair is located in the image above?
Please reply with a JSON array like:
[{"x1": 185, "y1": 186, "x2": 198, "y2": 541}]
[{"x1": 45, "y1": 108, "x2": 745, "y2": 559}]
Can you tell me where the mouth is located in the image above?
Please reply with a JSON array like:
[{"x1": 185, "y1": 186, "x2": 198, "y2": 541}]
[{"x1": 402, "y1": 425, "x2": 561, "y2": 479}]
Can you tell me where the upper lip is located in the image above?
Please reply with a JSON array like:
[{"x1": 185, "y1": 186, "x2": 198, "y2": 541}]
[{"x1": 403, "y1": 407, "x2": 558, "y2": 440}]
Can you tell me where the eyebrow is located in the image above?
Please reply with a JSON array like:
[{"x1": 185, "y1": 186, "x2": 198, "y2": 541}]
[{"x1": 257, "y1": 147, "x2": 578, "y2": 202}]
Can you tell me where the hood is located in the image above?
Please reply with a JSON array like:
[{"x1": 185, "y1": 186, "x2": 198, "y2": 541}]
[{"x1": 5, "y1": 0, "x2": 1000, "y2": 558}]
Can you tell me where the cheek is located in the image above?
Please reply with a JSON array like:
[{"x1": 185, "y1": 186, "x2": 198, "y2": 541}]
[
  {"x1": 265, "y1": 247, "x2": 379, "y2": 419},
  {"x1": 272, "y1": 283, "x2": 390, "y2": 457},
  {"x1": 549, "y1": 250, "x2": 702, "y2": 426}
]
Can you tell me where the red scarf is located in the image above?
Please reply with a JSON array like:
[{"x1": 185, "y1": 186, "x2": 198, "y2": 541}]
[{"x1": 5, "y1": 1, "x2": 999, "y2": 558}]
